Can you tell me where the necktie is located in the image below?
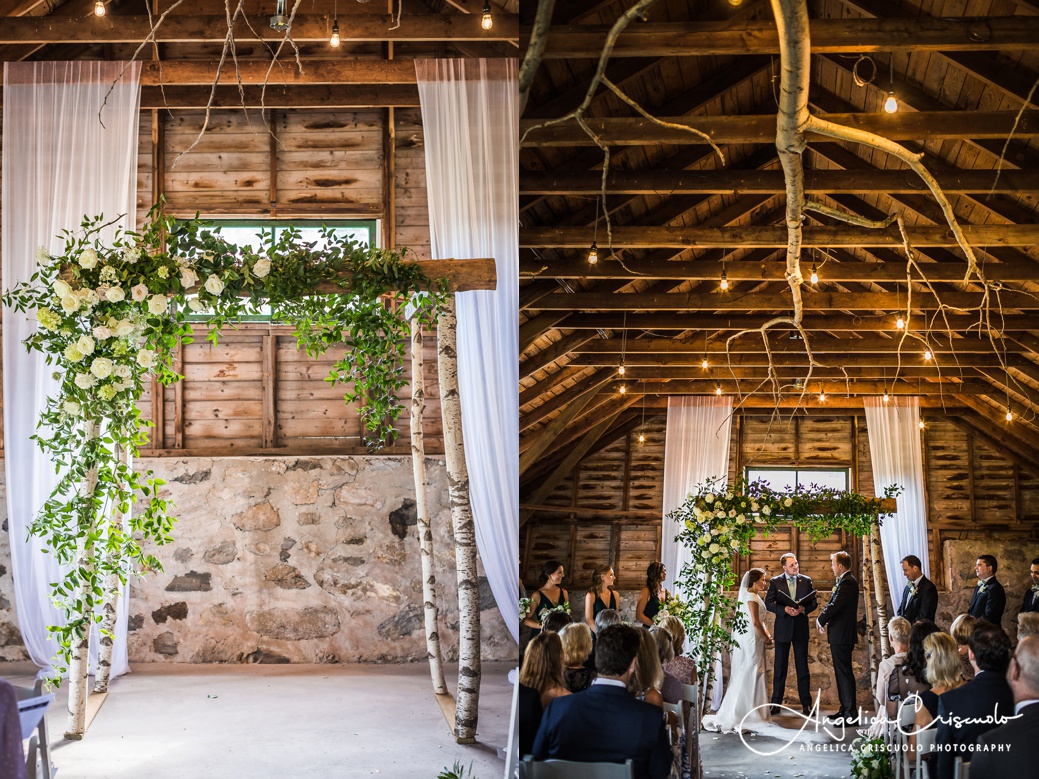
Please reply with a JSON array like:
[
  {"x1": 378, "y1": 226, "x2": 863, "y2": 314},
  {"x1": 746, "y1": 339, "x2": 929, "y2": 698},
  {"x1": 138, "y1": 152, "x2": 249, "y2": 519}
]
[{"x1": 788, "y1": 577, "x2": 796, "y2": 600}]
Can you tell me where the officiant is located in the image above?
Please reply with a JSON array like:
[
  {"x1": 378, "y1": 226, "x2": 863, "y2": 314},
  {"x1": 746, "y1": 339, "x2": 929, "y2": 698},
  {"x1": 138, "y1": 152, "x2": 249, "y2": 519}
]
[{"x1": 764, "y1": 553, "x2": 817, "y2": 715}]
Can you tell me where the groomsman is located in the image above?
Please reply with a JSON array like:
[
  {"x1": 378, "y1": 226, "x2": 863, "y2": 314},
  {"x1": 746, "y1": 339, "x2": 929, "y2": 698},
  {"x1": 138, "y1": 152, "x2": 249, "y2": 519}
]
[
  {"x1": 896, "y1": 554, "x2": 938, "y2": 624},
  {"x1": 1021, "y1": 557, "x2": 1039, "y2": 614},
  {"x1": 765, "y1": 553, "x2": 818, "y2": 715},
  {"x1": 817, "y1": 551, "x2": 859, "y2": 725},
  {"x1": 968, "y1": 555, "x2": 1007, "y2": 625}
]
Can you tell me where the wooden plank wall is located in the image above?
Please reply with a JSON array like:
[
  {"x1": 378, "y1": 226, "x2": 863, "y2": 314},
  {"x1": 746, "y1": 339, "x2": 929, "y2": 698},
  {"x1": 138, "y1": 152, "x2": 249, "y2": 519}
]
[
  {"x1": 4, "y1": 104, "x2": 439, "y2": 455},
  {"x1": 521, "y1": 414, "x2": 1039, "y2": 591}
]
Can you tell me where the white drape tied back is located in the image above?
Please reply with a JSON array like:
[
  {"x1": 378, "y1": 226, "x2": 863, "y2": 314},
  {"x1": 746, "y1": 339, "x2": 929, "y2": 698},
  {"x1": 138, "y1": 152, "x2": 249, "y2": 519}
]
[
  {"x1": 415, "y1": 58, "x2": 519, "y2": 641},
  {"x1": 2, "y1": 61, "x2": 141, "y2": 677},
  {"x1": 863, "y1": 396, "x2": 930, "y2": 607}
]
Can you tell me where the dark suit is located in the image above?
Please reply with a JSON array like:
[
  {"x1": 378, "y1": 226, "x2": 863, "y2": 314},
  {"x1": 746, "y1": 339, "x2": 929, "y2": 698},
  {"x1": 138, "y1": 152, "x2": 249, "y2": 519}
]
[
  {"x1": 532, "y1": 682, "x2": 671, "y2": 779},
  {"x1": 1021, "y1": 586, "x2": 1039, "y2": 614},
  {"x1": 518, "y1": 683, "x2": 543, "y2": 759},
  {"x1": 970, "y1": 701, "x2": 1039, "y2": 778},
  {"x1": 897, "y1": 575, "x2": 938, "y2": 624},
  {"x1": 764, "y1": 573, "x2": 818, "y2": 709},
  {"x1": 817, "y1": 572, "x2": 859, "y2": 718},
  {"x1": 968, "y1": 578, "x2": 1007, "y2": 625},
  {"x1": 934, "y1": 670, "x2": 1016, "y2": 779}
]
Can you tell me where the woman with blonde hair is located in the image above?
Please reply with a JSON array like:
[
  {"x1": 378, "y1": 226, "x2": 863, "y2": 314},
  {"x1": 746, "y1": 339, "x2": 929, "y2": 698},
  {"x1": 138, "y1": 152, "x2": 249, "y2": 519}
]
[
  {"x1": 584, "y1": 563, "x2": 620, "y2": 631},
  {"x1": 950, "y1": 613, "x2": 977, "y2": 680},
  {"x1": 660, "y1": 614, "x2": 698, "y2": 685},
  {"x1": 913, "y1": 632, "x2": 964, "y2": 779},
  {"x1": 519, "y1": 632, "x2": 571, "y2": 709},
  {"x1": 628, "y1": 625, "x2": 665, "y2": 708},
  {"x1": 559, "y1": 622, "x2": 594, "y2": 693}
]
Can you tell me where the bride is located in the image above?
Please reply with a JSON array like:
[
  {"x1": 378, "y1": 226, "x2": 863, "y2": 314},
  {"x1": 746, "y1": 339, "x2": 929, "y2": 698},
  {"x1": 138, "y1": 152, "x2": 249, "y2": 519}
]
[{"x1": 702, "y1": 568, "x2": 773, "y2": 733}]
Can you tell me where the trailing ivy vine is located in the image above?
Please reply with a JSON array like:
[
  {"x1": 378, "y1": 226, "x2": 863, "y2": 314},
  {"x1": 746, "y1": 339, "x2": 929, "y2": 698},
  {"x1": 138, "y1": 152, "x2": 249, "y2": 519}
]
[
  {"x1": 2, "y1": 206, "x2": 447, "y2": 682},
  {"x1": 667, "y1": 476, "x2": 899, "y2": 703}
]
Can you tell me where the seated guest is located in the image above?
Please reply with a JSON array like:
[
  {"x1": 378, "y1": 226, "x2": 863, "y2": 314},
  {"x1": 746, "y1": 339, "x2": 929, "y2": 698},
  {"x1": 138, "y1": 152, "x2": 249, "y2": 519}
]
[
  {"x1": 1017, "y1": 611, "x2": 1039, "y2": 641},
  {"x1": 533, "y1": 624, "x2": 672, "y2": 779},
  {"x1": 560, "y1": 622, "x2": 595, "y2": 693},
  {"x1": 913, "y1": 632, "x2": 964, "y2": 779},
  {"x1": 649, "y1": 627, "x2": 683, "y2": 705},
  {"x1": 518, "y1": 683, "x2": 543, "y2": 758},
  {"x1": 950, "y1": 613, "x2": 977, "y2": 681},
  {"x1": 866, "y1": 616, "x2": 909, "y2": 737},
  {"x1": 629, "y1": 626, "x2": 665, "y2": 709},
  {"x1": 887, "y1": 620, "x2": 940, "y2": 718},
  {"x1": 585, "y1": 563, "x2": 620, "y2": 631},
  {"x1": 520, "y1": 632, "x2": 572, "y2": 710},
  {"x1": 971, "y1": 634, "x2": 1039, "y2": 776},
  {"x1": 659, "y1": 614, "x2": 698, "y2": 686},
  {"x1": 934, "y1": 622, "x2": 1015, "y2": 779},
  {"x1": 542, "y1": 610, "x2": 572, "y2": 635},
  {"x1": 589, "y1": 608, "x2": 623, "y2": 673}
]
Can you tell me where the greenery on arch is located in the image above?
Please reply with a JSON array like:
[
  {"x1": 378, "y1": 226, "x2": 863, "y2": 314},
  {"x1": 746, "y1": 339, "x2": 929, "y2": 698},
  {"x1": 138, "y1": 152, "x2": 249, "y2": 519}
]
[
  {"x1": 1, "y1": 206, "x2": 447, "y2": 682},
  {"x1": 667, "y1": 476, "x2": 899, "y2": 687}
]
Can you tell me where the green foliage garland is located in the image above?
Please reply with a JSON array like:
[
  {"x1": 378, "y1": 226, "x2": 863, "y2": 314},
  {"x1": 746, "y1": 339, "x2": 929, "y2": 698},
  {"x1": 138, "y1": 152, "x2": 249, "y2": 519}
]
[
  {"x1": 668, "y1": 476, "x2": 899, "y2": 690},
  {"x1": 2, "y1": 207, "x2": 446, "y2": 682}
]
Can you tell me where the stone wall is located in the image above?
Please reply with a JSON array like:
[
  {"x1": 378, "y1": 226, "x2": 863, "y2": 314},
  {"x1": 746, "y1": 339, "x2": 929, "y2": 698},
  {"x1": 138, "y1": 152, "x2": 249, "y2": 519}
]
[{"x1": 0, "y1": 456, "x2": 515, "y2": 665}]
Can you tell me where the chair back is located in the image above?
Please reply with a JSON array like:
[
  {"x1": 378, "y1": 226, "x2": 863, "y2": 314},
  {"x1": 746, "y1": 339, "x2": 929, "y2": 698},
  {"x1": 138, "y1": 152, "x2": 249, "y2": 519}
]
[
  {"x1": 915, "y1": 729, "x2": 937, "y2": 778},
  {"x1": 519, "y1": 756, "x2": 635, "y2": 779},
  {"x1": 954, "y1": 757, "x2": 969, "y2": 779}
]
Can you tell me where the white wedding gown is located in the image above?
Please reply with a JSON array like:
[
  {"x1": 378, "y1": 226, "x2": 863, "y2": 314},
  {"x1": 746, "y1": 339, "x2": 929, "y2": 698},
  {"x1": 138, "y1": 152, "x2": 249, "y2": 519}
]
[{"x1": 702, "y1": 590, "x2": 769, "y2": 733}]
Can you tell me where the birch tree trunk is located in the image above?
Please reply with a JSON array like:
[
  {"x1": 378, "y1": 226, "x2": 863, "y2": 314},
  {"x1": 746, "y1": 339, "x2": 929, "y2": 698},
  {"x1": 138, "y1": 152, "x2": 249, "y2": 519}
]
[
  {"x1": 436, "y1": 298, "x2": 481, "y2": 743},
  {"x1": 66, "y1": 420, "x2": 100, "y2": 739},
  {"x1": 411, "y1": 318, "x2": 448, "y2": 696},
  {"x1": 94, "y1": 444, "x2": 129, "y2": 694},
  {"x1": 860, "y1": 534, "x2": 878, "y2": 691},
  {"x1": 869, "y1": 525, "x2": 890, "y2": 658}
]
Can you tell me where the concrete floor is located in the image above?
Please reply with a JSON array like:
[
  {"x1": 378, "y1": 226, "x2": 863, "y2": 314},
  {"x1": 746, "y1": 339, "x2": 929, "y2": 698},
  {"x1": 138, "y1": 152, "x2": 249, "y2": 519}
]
[
  {"x1": 6, "y1": 661, "x2": 512, "y2": 779},
  {"x1": 699, "y1": 711, "x2": 865, "y2": 779}
]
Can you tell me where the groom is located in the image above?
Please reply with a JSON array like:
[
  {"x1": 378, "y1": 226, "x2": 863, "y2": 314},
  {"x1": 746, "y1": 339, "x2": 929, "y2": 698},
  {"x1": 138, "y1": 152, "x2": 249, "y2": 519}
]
[{"x1": 765, "y1": 553, "x2": 818, "y2": 715}]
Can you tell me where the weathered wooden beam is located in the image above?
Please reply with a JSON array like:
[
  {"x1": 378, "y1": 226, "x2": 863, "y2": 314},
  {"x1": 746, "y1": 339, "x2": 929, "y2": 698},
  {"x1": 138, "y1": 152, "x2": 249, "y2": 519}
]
[
  {"x1": 546, "y1": 312, "x2": 1039, "y2": 332},
  {"x1": 520, "y1": 370, "x2": 615, "y2": 432},
  {"x1": 574, "y1": 336, "x2": 1038, "y2": 355},
  {"x1": 138, "y1": 59, "x2": 420, "y2": 85},
  {"x1": 520, "y1": 112, "x2": 1039, "y2": 146},
  {"x1": 569, "y1": 351, "x2": 1037, "y2": 368},
  {"x1": 534, "y1": 17, "x2": 1039, "y2": 58},
  {"x1": 519, "y1": 379, "x2": 610, "y2": 475},
  {"x1": 943, "y1": 412, "x2": 1039, "y2": 480},
  {"x1": 520, "y1": 224, "x2": 1039, "y2": 248},
  {"x1": 519, "y1": 168, "x2": 1039, "y2": 195},
  {"x1": 0, "y1": 14, "x2": 520, "y2": 43},
  {"x1": 572, "y1": 379, "x2": 992, "y2": 394},
  {"x1": 133, "y1": 85, "x2": 420, "y2": 109}
]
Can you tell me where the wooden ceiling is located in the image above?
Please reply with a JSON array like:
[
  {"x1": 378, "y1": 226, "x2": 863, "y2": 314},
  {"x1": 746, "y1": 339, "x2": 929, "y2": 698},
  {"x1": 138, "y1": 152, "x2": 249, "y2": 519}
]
[{"x1": 519, "y1": 0, "x2": 1039, "y2": 494}]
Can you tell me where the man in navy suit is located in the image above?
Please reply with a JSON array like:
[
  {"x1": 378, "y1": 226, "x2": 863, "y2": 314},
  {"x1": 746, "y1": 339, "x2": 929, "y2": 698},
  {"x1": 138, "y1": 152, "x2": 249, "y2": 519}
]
[
  {"x1": 764, "y1": 552, "x2": 818, "y2": 715},
  {"x1": 1020, "y1": 557, "x2": 1039, "y2": 614},
  {"x1": 934, "y1": 622, "x2": 1016, "y2": 779},
  {"x1": 532, "y1": 624, "x2": 670, "y2": 779},
  {"x1": 971, "y1": 634, "x2": 1039, "y2": 777},
  {"x1": 896, "y1": 554, "x2": 938, "y2": 625},
  {"x1": 968, "y1": 554, "x2": 1007, "y2": 625},
  {"x1": 816, "y1": 550, "x2": 859, "y2": 724}
]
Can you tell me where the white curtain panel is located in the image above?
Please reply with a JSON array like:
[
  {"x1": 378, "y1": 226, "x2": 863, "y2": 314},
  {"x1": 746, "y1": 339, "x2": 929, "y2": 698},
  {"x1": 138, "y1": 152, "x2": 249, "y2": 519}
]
[
  {"x1": 863, "y1": 396, "x2": 930, "y2": 607},
  {"x1": 416, "y1": 58, "x2": 519, "y2": 642},
  {"x1": 3, "y1": 61, "x2": 140, "y2": 677}
]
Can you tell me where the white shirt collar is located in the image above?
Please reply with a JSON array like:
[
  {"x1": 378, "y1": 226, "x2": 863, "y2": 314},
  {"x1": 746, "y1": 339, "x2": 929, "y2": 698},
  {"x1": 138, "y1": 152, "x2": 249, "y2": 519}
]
[
  {"x1": 1015, "y1": 699, "x2": 1039, "y2": 715},
  {"x1": 909, "y1": 575, "x2": 923, "y2": 586},
  {"x1": 981, "y1": 576, "x2": 994, "y2": 584},
  {"x1": 592, "y1": 677, "x2": 626, "y2": 688}
]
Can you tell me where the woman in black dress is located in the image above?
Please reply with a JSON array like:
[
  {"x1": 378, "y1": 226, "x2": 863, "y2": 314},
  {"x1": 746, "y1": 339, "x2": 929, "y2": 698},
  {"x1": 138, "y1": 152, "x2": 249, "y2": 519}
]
[
  {"x1": 521, "y1": 560, "x2": 569, "y2": 638},
  {"x1": 636, "y1": 561, "x2": 669, "y2": 627},
  {"x1": 584, "y1": 563, "x2": 619, "y2": 631}
]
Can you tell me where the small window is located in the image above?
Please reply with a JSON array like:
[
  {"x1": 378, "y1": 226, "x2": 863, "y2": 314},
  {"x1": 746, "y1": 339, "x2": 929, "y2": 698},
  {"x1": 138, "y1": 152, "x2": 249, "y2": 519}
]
[{"x1": 745, "y1": 467, "x2": 849, "y2": 492}]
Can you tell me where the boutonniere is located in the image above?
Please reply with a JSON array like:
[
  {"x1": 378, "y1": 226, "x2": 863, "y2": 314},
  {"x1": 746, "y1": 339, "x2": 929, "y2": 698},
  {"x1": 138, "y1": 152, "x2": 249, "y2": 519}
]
[
  {"x1": 908, "y1": 583, "x2": 918, "y2": 597},
  {"x1": 1031, "y1": 585, "x2": 1039, "y2": 594},
  {"x1": 976, "y1": 580, "x2": 987, "y2": 593}
]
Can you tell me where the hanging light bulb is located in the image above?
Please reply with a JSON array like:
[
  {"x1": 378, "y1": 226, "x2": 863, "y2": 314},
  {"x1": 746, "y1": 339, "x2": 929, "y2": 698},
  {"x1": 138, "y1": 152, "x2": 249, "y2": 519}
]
[
  {"x1": 883, "y1": 390, "x2": 890, "y2": 402},
  {"x1": 895, "y1": 314, "x2": 905, "y2": 330},
  {"x1": 884, "y1": 91, "x2": 898, "y2": 113},
  {"x1": 720, "y1": 269, "x2": 729, "y2": 291},
  {"x1": 587, "y1": 241, "x2": 598, "y2": 265},
  {"x1": 330, "y1": 19, "x2": 341, "y2": 47},
  {"x1": 919, "y1": 420, "x2": 925, "y2": 430},
  {"x1": 810, "y1": 263, "x2": 818, "y2": 284},
  {"x1": 701, "y1": 357, "x2": 709, "y2": 370},
  {"x1": 618, "y1": 363, "x2": 626, "y2": 377},
  {"x1": 638, "y1": 432, "x2": 646, "y2": 444},
  {"x1": 481, "y1": 1, "x2": 493, "y2": 30},
  {"x1": 94, "y1": 0, "x2": 106, "y2": 15},
  {"x1": 819, "y1": 391, "x2": 827, "y2": 403},
  {"x1": 923, "y1": 348, "x2": 932, "y2": 361},
  {"x1": 715, "y1": 383, "x2": 723, "y2": 396},
  {"x1": 1006, "y1": 408, "x2": 1013, "y2": 422},
  {"x1": 618, "y1": 382, "x2": 627, "y2": 395}
]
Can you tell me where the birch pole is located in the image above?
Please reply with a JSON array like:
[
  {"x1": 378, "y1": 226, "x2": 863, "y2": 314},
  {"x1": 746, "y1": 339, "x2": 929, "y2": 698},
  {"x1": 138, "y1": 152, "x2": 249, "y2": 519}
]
[
  {"x1": 94, "y1": 443, "x2": 129, "y2": 694},
  {"x1": 436, "y1": 297, "x2": 481, "y2": 743},
  {"x1": 410, "y1": 317, "x2": 448, "y2": 696},
  {"x1": 860, "y1": 534, "x2": 878, "y2": 691},
  {"x1": 869, "y1": 526, "x2": 890, "y2": 658},
  {"x1": 66, "y1": 420, "x2": 100, "y2": 739}
]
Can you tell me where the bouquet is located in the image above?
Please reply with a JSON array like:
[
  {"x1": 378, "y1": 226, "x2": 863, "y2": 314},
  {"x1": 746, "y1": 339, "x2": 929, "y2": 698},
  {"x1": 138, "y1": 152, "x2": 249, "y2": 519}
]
[
  {"x1": 519, "y1": 597, "x2": 532, "y2": 620},
  {"x1": 653, "y1": 594, "x2": 693, "y2": 626},
  {"x1": 539, "y1": 602, "x2": 571, "y2": 624},
  {"x1": 848, "y1": 735, "x2": 894, "y2": 779}
]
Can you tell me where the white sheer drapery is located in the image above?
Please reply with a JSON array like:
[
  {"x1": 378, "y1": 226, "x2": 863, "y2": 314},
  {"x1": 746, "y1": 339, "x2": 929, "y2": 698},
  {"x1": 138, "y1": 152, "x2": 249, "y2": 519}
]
[
  {"x1": 863, "y1": 396, "x2": 930, "y2": 607},
  {"x1": 2, "y1": 61, "x2": 140, "y2": 677},
  {"x1": 416, "y1": 58, "x2": 518, "y2": 641}
]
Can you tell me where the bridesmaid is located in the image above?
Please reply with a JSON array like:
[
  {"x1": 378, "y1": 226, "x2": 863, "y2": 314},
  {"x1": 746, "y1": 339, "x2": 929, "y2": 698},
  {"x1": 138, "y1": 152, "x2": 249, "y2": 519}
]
[
  {"x1": 584, "y1": 563, "x2": 619, "y2": 631},
  {"x1": 522, "y1": 560, "x2": 569, "y2": 637},
  {"x1": 636, "y1": 561, "x2": 670, "y2": 627}
]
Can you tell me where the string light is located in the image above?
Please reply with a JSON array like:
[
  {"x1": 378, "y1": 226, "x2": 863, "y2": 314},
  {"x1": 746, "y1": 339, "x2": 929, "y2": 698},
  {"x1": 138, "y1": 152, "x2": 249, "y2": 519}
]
[
  {"x1": 617, "y1": 363, "x2": 626, "y2": 376},
  {"x1": 923, "y1": 348, "x2": 932, "y2": 361},
  {"x1": 330, "y1": 20, "x2": 341, "y2": 47},
  {"x1": 638, "y1": 431, "x2": 645, "y2": 443},
  {"x1": 810, "y1": 263, "x2": 818, "y2": 285},
  {"x1": 819, "y1": 391, "x2": 826, "y2": 403},
  {"x1": 618, "y1": 382, "x2": 627, "y2": 395},
  {"x1": 618, "y1": 311, "x2": 627, "y2": 379},
  {"x1": 1006, "y1": 408, "x2": 1013, "y2": 422},
  {"x1": 589, "y1": 196, "x2": 600, "y2": 265},
  {"x1": 715, "y1": 383, "x2": 723, "y2": 395},
  {"x1": 701, "y1": 357, "x2": 709, "y2": 370},
  {"x1": 895, "y1": 314, "x2": 905, "y2": 330},
  {"x1": 883, "y1": 390, "x2": 890, "y2": 403},
  {"x1": 587, "y1": 241, "x2": 598, "y2": 265},
  {"x1": 481, "y1": 1, "x2": 493, "y2": 30},
  {"x1": 720, "y1": 268, "x2": 729, "y2": 291},
  {"x1": 638, "y1": 381, "x2": 647, "y2": 444},
  {"x1": 94, "y1": 0, "x2": 105, "y2": 15},
  {"x1": 919, "y1": 420, "x2": 925, "y2": 430},
  {"x1": 884, "y1": 54, "x2": 898, "y2": 113}
]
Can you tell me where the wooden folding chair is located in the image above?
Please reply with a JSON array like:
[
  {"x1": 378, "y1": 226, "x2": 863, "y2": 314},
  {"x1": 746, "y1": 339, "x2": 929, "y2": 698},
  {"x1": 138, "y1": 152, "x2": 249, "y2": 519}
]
[{"x1": 519, "y1": 756, "x2": 635, "y2": 779}]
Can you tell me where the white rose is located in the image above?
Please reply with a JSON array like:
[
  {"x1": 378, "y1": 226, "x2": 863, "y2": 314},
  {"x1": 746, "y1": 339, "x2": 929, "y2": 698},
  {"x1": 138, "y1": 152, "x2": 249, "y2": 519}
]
[
  {"x1": 76, "y1": 335, "x2": 95, "y2": 356},
  {"x1": 90, "y1": 357, "x2": 114, "y2": 379},
  {"x1": 113, "y1": 364, "x2": 132, "y2": 379},
  {"x1": 181, "y1": 267, "x2": 199, "y2": 289},
  {"x1": 147, "y1": 294, "x2": 168, "y2": 316},
  {"x1": 114, "y1": 319, "x2": 135, "y2": 337},
  {"x1": 78, "y1": 248, "x2": 99, "y2": 269},
  {"x1": 36, "y1": 246, "x2": 52, "y2": 264},
  {"x1": 106, "y1": 286, "x2": 126, "y2": 303},
  {"x1": 187, "y1": 297, "x2": 204, "y2": 312},
  {"x1": 63, "y1": 400, "x2": 81, "y2": 415},
  {"x1": 74, "y1": 372, "x2": 97, "y2": 389},
  {"x1": 784, "y1": 498, "x2": 793, "y2": 507},
  {"x1": 53, "y1": 279, "x2": 73, "y2": 298},
  {"x1": 728, "y1": 509, "x2": 736, "y2": 518},
  {"x1": 204, "y1": 274, "x2": 225, "y2": 295},
  {"x1": 709, "y1": 543, "x2": 720, "y2": 554},
  {"x1": 705, "y1": 493, "x2": 714, "y2": 503},
  {"x1": 92, "y1": 326, "x2": 113, "y2": 340},
  {"x1": 136, "y1": 349, "x2": 156, "y2": 368},
  {"x1": 131, "y1": 283, "x2": 149, "y2": 302},
  {"x1": 710, "y1": 527, "x2": 720, "y2": 536},
  {"x1": 762, "y1": 505, "x2": 772, "y2": 516},
  {"x1": 60, "y1": 295, "x2": 80, "y2": 314},
  {"x1": 252, "y1": 257, "x2": 271, "y2": 279},
  {"x1": 730, "y1": 540, "x2": 740, "y2": 549}
]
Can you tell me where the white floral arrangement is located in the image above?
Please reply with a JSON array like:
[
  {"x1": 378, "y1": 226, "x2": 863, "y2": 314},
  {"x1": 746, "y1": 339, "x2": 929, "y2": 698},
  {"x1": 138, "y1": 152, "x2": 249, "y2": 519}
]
[
  {"x1": 519, "y1": 597, "x2": 532, "y2": 620},
  {"x1": 539, "y1": 602, "x2": 571, "y2": 624},
  {"x1": 848, "y1": 735, "x2": 893, "y2": 779},
  {"x1": 653, "y1": 594, "x2": 693, "y2": 626}
]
